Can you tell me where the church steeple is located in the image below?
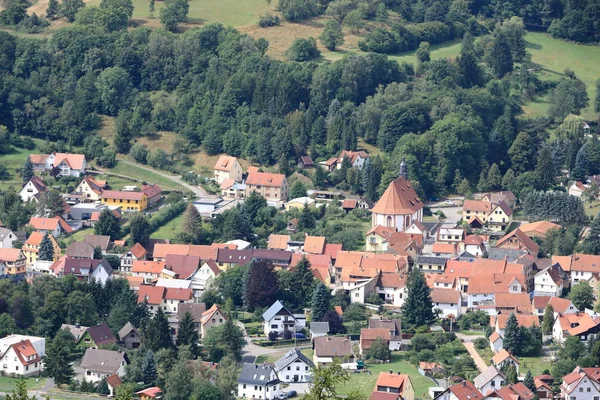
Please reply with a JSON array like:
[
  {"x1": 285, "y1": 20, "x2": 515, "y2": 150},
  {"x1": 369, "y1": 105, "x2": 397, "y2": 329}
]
[{"x1": 399, "y1": 157, "x2": 407, "y2": 180}]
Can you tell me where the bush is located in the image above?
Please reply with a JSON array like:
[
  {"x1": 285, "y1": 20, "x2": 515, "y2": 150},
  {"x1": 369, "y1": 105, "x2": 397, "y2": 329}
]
[
  {"x1": 287, "y1": 37, "x2": 320, "y2": 61},
  {"x1": 268, "y1": 331, "x2": 278, "y2": 341},
  {"x1": 148, "y1": 201, "x2": 186, "y2": 231},
  {"x1": 343, "y1": 303, "x2": 367, "y2": 322},
  {"x1": 130, "y1": 143, "x2": 149, "y2": 164},
  {"x1": 258, "y1": 12, "x2": 280, "y2": 27},
  {"x1": 474, "y1": 338, "x2": 489, "y2": 350}
]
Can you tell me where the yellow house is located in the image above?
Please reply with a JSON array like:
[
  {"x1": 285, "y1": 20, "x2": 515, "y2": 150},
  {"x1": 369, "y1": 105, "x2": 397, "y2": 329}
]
[
  {"x1": 22, "y1": 231, "x2": 61, "y2": 265},
  {"x1": 74, "y1": 175, "x2": 104, "y2": 202},
  {"x1": 101, "y1": 190, "x2": 147, "y2": 212},
  {"x1": 462, "y1": 200, "x2": 493, "y2": 223},
  {"x1": 486, "y1": 201, "x2": 513, "y2": 232},
  {"x1": 364, "y1": 225, "x2": 396, "y2": 252}
]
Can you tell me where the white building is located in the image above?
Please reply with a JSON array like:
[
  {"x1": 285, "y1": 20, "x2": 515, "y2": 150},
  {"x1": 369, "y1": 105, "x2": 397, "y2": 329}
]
[
  {"x1": 474, "y1": 365, "x2": 505, "y2": 395},
  {"x1": 262, "y1": 301, "x2": 305, "y2": 337},
  {"x1": 120, "y1": 243, "x2": 147, "y2": 272},
  {"x1": 0, "y1": 335, "x2": 46, "y2": 377},
  {"x1": 80, "y1": 349, "x2": 128, "y2": 384},
  {"x1": 273, "y1": 348, "x2": 314, "y2": 383},
  {"x1": 0, "y1": 334, "x2": 46, "y2": 358},
  {"x1": 19, "y1": 176, "x2": 46, "y2": 203},
  {"x1": 188, "y1": 260, "x2": 221, "y2": 300},
  {"x1": 0, "y1": 228, "x2": 17, "y2": 249},
  {"x1": 489, "y1": 332, "x2": 503, "y2": 353},
  {"x1": 560, "y1": 366, "x2": 600, "y2": 400},
  {"x1": 534, "y1": 264, "x2": 567, "y2": 297},
  {"x1": 431, "y1": 288, "x2": 461, "y2": 318},
  {"x1": 237, "y1": 363, "x2": 282, "y2": 400}
]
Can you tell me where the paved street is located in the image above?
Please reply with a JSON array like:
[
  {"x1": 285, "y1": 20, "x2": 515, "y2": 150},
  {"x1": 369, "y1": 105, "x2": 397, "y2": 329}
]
[{"x1": 462, "y1": 342, "x2": 488, "y2": 372}]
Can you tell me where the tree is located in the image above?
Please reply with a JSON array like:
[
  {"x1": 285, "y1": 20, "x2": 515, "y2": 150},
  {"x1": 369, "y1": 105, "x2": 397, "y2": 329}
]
[
  {"x1": 524, "y1": 370, "x2": 536, "y2": 392},
  {"x1": 569, "y1": 281, "x2": 594, "y2": 310},
  {"x1": 289, "y1": 181, "x2": 308, "y2": 199},
  {"x1": 304, "y1": 361, "x2": 361, "y2": 400},
  {"x1": 583, "y1": 183, "x2": 600, "y2": 204},
  {"x1": 488, "y1": 31, "x2": 513, "y2": 78},
  {"x1": 319, "y1": 20, "x2": 344, "y2": 51},
  {"x1": 130, "y1": 143, "x2": 149, "y2": 164},
  {"x1": 503, "y1": 313, "x2": 521, "y2": 355},
  {"x1": 243, "y1": 260, "x2": 279, "y2": 310},
  {"x1": 456, "y1": 178, "x2": 472, "y2": 198},
  {"x1": 60, "y1": 0, "x2": 85, "y2": 21},
  {"x1": 160, "y1": 0, "x2": 189, "y2": 31},
  {"x1": 114, "y1": 110, "x2": 132, "y2": 153},
  {"x1": 367, "y1": 337, "x2": 391, "y2": 361},
  {"x1": 584, "y1": 214, "x2": 600, "y2": 255},
  {"x1": 46, "y1": 0, "x2": 59, "y2": 18},
  {"x1": 165, "y1": 359, "x2": 194, "y2": 400},
  {"x1": 287, "y1": 37, "x2": 320, "y2": 62},
  {"x1": 5, "y1": 380, "x2": 36, "y2": 400},
  {"x1": 298, "y1": 204, "x2": 316, "y2": 230},
  {"x1": 44, "y1": 328, "x2": 77, "y2": 385},
  {"x1": 149, "y1": 0, "x2": 155, "y2": 17},
  {"x1": 37, "y1": 191, "x2": 65, "y2": 218},
  {"x1": 508, "y1": 131, "x2": 537, "y2": 173},
  {"x1": 0, "y1": 313, "x2": 17, "y2": 338},
  {"x1": 542, "y1": 304, "x2": 554, "y2": 334},
  {"x1": 596, "y1": 79, "x2": 600, "y2": 113},
  {"x1": 549, "y1": 73, "x2": 589, "y2": 122},
  {"x1": 203, "y1": 318, "x2": 246, "y2": 361},
  {"x1": 401, "y1": 268, "x2": 434, "y2": 327},
  {"x1": 215, "y1": 266, "x2": 246, "y2": 307},
  {"x1": 311, "y1": 282, "x2": 331, "y2": 322},
  {"x1": 487, "y1": 164, "x2": 503, "y2": 191},
  {"x1": 140, "y1": 350, "x2": 158, "y2": 385},
  {"x1": 95, "y1": 208, "x2": 121, "y2": 239},
  {"x1": 535, "y1": 146, "x2": 556, "y2": 189},
  {"x1": 502, "y1": 168, "x2": 516, "y2": 191},
  {"x1": 416, "y1": 42, "x2": 431, "y2": 65},
  {"x1": 506, "y1": 364, "x2": 518, "y2": 384},
  {"x1": 176, "y1": 312, "x2": 199, "y2": 356},
  {"x1": 96, "y1": 67, "x2": 133, "y2": 116},
  {"x1": 458, "y1": 33, "x2": 483, "y2": 88},
  {"x1": 21, "y1": 156, "x2": 33, "y2": 184},
  {"x1": 344, "y1": 9, "x2": 363, "y2": 34},
  {"x1": 129, "y1": 214, "x2": 150, "y2": 246},
  {"x1": 144, "y1": 308, "x2": 172, "y2": 352},
  {"x1": 38, "y1": 232, "x2": 54, "y2": 261},
  {"x1": 182, "y1": 203, "x2": 202, "y2": 243},
  {"x1": 322, "y1": 310, "x2": 346, "y2": 335}
]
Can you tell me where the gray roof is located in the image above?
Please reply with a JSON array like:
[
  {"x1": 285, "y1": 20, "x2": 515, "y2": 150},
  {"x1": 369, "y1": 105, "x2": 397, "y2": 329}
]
[
  {"x1": 0, "y1": 227, "x2": 15, "y2": 240},
  {"x1": 117, "y1": 322, "x2": 140, "y2": 340},
  {"x1": 262, "y1": 300, "x2": 292, "y2": 322},
  {"x1": 309, "y1": 322, "x2": 329, "y2": 334},
  {"x1": 488, "y1": 248, "x2": 527, "y2": 262},
  {"x1": 80, "y1": 349, "x2": 127, "y2": 375},
  {"x1": 415, "y1": 256, "x2": 448, "y2": 265},
  {"x1": 238, "y1": 363, "x2": 280, "y2": 386},
  {"x1": 60, "y1": 324, "x2": 89, "y2": 340},
  {"x1": 313, "y1": 336, "x2": 353, "y2": 357},
  {"x1": 274, "y1": 348, "x2": 314, "y2": 373},
  {"x1": 65, "y1": 242, "x2": 95, "y2": 259},
  {"x1": 83, "y1": 235, "x2": 111, "y2": 252},
  {"x1": 178, "y1": 303, "x2": 207, "y2": 323},
  {"x1": 474, "y1": 365, "x2": 504, "y2": 388}
]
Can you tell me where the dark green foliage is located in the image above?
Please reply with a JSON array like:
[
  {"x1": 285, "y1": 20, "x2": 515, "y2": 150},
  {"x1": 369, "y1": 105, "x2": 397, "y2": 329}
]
[
  {"x1": 402, "y1": 268, "x2": 434, "y2": 327},
  {"x1": 503, "y1": 313, "x2": 520, "y2": 355},
  {"x1": 203, "y1": 318, "x2": 246, "y2": 361},
  {"x1": 130, "y1": 143, "x2": 149, "y2": 164},
  {"x1": 320, "y1": 20, "x2": 344, "y2": 51},
  {"x1": 21, "y1": 156, "x2": 33, "y2": 183},
  {"x1": 487, "y1": 31, "x2": 513, "y2": 78},
  {"x1": 60, "y1": 0, "x2": 85, "y2": 22},
  {"x1": 549, "y1": 72, "x2": 589, "y2": 122},
  {"x1": 583, "y1": 214, "x2": 600, "y2": 255},
  {"x1": 94, "y1": 208, "x2": 122, "y2": 239},
  {"x1": 367, "y1": 337, "x2": 391, "y2": 361},
  {"x1": 277, "y1": 0, "x2": 319, "y2": 21},
  {"x1": 96, "y1": 67, "x2": 133, "y2": 116},
  {"x1": 160, "y1": 0, "x2": 189, "y2": 31},
  {"x1": 258, "y1": 12, "x2": 280, "y2": 27},
  {"x1": 506, "y1": 364, "x2": 518, "y2": 384},
  {"x1": 278, "y1": 256, "x2": 316, "y2": 311},
  {"x1": 596, "y1": 79, "x2": 600, "y2": 113},
  {"x1": 524, "y1": 370, "x2": 536, "y2": 392},
  {"x1": 569, "y1": 282, "x2": 594, "y2": 310},
  {"x1": 129, "y1": 214, "x2": 150, "y2": 246},
  {"x1": 144, "y1": 308, "x2": 173, "y2": 352},
  {"x1": 311, "y1": 282, "x2": 330, "y2": 322},
  {"x1": 542, "y1": 304, "x2": 554, "y2": 334},
  {"x1": 44, "y1": 328, "x2": 77, "y2": 384},
  {"x1": 176, "y1": 312, "x2": 199, "y2": 356},
  {"x1": 140, "y1": 350, "x2": 158, "y2": 385},
  {"x1": 457, "y1": 310, "x2": 489, "y2": 331},
  {"x1": 215, "y1": 266, "x2": 246, "y2": 307},
  {"x1": 114, "y1": 110, "x2": 132, "y2": 153},
  {"x1": 343, "y1": 303, "x2": 366, "y2": 322},
  {"x1": 244, "y1": 260, "x2": 279, "y2": 310},
  {"x1": 322, "y1": 309, "x2": 346, "y2": 334},
  {"x1": 96, "y1": 379, "x2": 109, "y2": 395},
  {"x1": 287, "y1": 37, "x2": 320, "y2": 61},
  {"x1": 522, "y1": 190, "x2": 586, "y2": 225},
  {"x1": 38, "y1": 232, "x2": 54, "y2": 261}
]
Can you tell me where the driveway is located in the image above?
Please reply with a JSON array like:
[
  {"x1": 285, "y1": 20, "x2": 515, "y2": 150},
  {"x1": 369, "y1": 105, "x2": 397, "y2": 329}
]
[
  {"x1": 462, "y1": 342, "x2": 488, "y2": 372},
  {"x1": 429, "y1": 205, "x2": 463, "y2": 226}
]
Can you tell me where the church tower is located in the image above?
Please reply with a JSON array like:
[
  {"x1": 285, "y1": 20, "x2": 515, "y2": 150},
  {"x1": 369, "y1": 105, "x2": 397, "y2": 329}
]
[{"x1": 399, "y1": 157, "x2": 407, "y2": 180}]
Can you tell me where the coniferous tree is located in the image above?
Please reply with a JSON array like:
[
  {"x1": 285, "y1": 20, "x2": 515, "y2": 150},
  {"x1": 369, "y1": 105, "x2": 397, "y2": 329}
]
[
  {"x1": 311, "y1": 282, "x2": 331, "y2": 322},
  {"x1": 114, "y1": 110, "x2": 132, "y2": 154},
  {"x1": 21, "y1": 156, "x2": 33, "y2": 183},
  {"x1": 524, "y1": 370, "x2": 536, "y2": 392},
  {"x1": 506, "y1": 364, "x2": 518, "y2": 384},
  {"x1": 38, "y1": 232, "x2": 54, "y2": 261},
  {"x1": 149, "y1": 0, "x2": 155, "y2": 17},
  {"x1": 502, "y1": 168, "x2": 516, "y2": 191},
  {"x1": 176, "y1": 311, "x2": 199, "y2": 356},
  {"x1": 535, "y1": 146, "x2": 556, "y2": 189},
  {"x1": 487, "y1": 164, "x2": 503, "y2": 191},
  {"x1": 46, "y1": 0, "x2": 59, "y2": 18},
  {"x1": 298, "y1": 204, "x2": 316, "y2": 230},
  {"x1": 401, "y1": 268, "x2": 434, "y2": 327},
  {"x1": 140, "y1": 350, "x2": 158, "y2": 385},
  {"x1": 596, "y1": 79, "x2": 600, "y2": 113},
  {"x1": 44, "y1": 328, "x2": 77, "y2": 385},
  {"x1": 488, "y1": 31, "x2": 514, "y2": 78},
  {"x1": 144, "y1": 308, "x2": 172, "y2": 351},
  {"x1": 508, "y1": 131, "x2": 537, "y2": 173},
  {"x1": 542, "y1": 304, "x2": 554, "y2": 334},
  {"x1": 130, "y1": 214, "x2": 151, "y2": 246},
  {"x1": 503, "y1": 313, "x2": 521, "y2": 355},
  {"x1": 243, "y1": 260, "x2": 279, "y2": 310},
  {"x1": 458, "y1": 33, "x2": 483, "y2": 88},
  {"x1": 182, "y1": 203, "x2": 202, "y2": 243},
  {"x1": 584, "y1": 214, "x2": 600, "y2": 255},
  {"x1": 95, "y1": 208, "x2": 121, "y2": 239}
]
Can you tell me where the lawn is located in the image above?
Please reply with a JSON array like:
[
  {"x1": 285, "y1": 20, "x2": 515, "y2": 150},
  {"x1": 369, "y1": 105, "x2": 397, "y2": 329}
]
[
  {"x1": 336, "y1": 354, "x2": 435, "y2": 399},
  {"x1": 63, "y1": 227, "x2": 95, "y2": 246},
  {"x1": 0, "y1": 139, "x2": 46, "y2": 191},
  {"x1": 107, "y1": 161, "x2": 188, "y2": 192},
  {"x1": 519, "y1": 356, "x2": 553, "y2": 377},
  {"x1": 150, "y1": 212, "x2": 185, "y2": 240},
  {"x1": 0, "y1": 376, "x2": 45, "y2": 392}
]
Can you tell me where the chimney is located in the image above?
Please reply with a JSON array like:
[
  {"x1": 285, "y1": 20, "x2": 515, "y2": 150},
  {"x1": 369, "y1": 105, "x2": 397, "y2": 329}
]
[
  {"x1": 389, "y1": 370, "x2": 393, "y2": 374},
  {"x1": 461, "y1": 381, "x2": 466, "y2": 387},
  {"x1": 397, "y1": 371, "x2": 401, "y2": 375}
]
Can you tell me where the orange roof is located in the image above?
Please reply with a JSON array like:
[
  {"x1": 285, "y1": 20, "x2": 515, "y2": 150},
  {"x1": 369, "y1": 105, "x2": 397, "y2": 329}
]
[
  {"x1": 489, "y1": 331, "x2": 502, "y2": 342},
  {"x1": 164, "y1": 287, "x2": 193, "y2": 301},
  {"x1": 494, "y1": 293, "x2": 531, "y2": 311},
  {"x1": 552, "y1": 255, "x2": 572, "y2": 271},
  {"x1": 201, "y1": 304, "x2": 227, "y2": 325},
  {"x1": 468, "y1": 274, "x2": 524, "y2": 294},
  {"x1": 494, "y1": 315, "x2": 539, "y2": 329},
  {"x1": 137, "y1": 285, "x2": 165, "y2": 304},
  {"x1": 432, "y1": 242, "x2": 458, "y2": 254},
  {"x1": 339, "y1": 150, "x2": 369, "y2": 164},
  {"x1": 375, "y1": 372, "x2": 409, "y2": 389},
  {"x1": 267, "y1": 234, "x2": 290, "y2": 250},
  {"x1": 342, "y1": 199, "x2": 358, "y2": 209},
  {"x1": 444, "y1": 260, "x2": 474, "y2": 278},
  {"x1": 246, "y1": 171, "x2": 286, "y2": 187},
  {"x1": 79, "y1": 176, "x2": 103, "y2": 195},
  {"x1": 129, "y1": 243, "x2": 147, "y2": 259},
  {"x1": 567, "y1": 313, "x2": 600, "y2": 336},
  {"x1": 378, "y1": 273, "x2": 406, "y2": 289},
  {"x1": 548, "y1": 297, "x2": 577, "y2": 314},
  {"x1": 30, "y1": 154, "x2": 48, "y2": 164},
  {"x1": 52, "y1": 153, "x2": 86, "y2": 170},
  {"x1": 371, "y1": 177, "x2": 423, "y2": 215},
  {"x1": 519, "y1": 221, "x2": 560, "y2": 236},
  {"x1": 125, "y1": 275, "x2": 144, "y2": 289},
  {"x1": 365, "y1": 225, "x2": 396, "y2": 240},
  {"x1": 463, "y1": 200, "x2": 493, "y2": 213},
  {"x1": 464, "y1": 235, "x2": 484, "y2": 245},
  {"x1": 311, "y1": 266, "x2": 329, "y2": 283},
  {"x1": 0, "y1": 248, "x2": 24, "y2": 263},
  {"x1": 290, "y1": 253, "x2": 331, "y2": 270},
  {"x1": 247, "y1": 166, "x2": 260, "y2": 173},
  {"x1": 132, "y1": 260, "x2": 164, "y2": 274},
  {"x1": 335, "y1": 251, "x2": 365, "y2": 269},
  {"x1": 334, "y1": 305, "x2": 343, "y2": 316},
  {"x1": 11, "y1": 340, "x2": 39, "y2": 366},
  {"x1": 323, "y1": 243, "x2": 343, "y2": 259},
  {"x1": 136, "y1": 387, "x2": 162, "y2": 398},
  {"x1": 431, "y1": 288, "x2": 460, "y2": 304},
  {"x1": 571, "y1": 253, "x2": 600, "y2": 272},
  {"x1": 448, "y1": 380, "x2": 483, "y2": 399},
  {"x1": 153, "y1": 243, "x2": 222, "y2": 260},
  {"x1": 101, "y1": 190, "x2": 146, "y2": 201},
  {"x1": 304, "y1": 236, "x2": 326, "y2": 254},
  {"x1": 28, "y1": 216, "x2": 74, "y2": 233},
  {"x1": 220, "y1": 179, "x2": 235, "y2": 190},
  {"x1": 25, "y1": 231, "x2": 46, "y2": 246},
  {"x1": 495, "y1": 229, "x2": 540, "y2": 254},
  {"x1": 214, "y1": 155, "x2": 238, "y2": 172},
  {"x1": 492, "y1": 349, "x2": 519, "y2": 365}
]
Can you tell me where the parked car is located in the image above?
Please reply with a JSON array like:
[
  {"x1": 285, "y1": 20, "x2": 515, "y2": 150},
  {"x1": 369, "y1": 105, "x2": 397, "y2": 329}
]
[
  {"x1": 286, "y1": 391, "x2": 297, "y2": 398},
  {"x1": 293, "y1": 333, "x2": 306, "y2": 339},
  {"x1": 444, "y1": 200, "x2": 455, "y2": 205}
]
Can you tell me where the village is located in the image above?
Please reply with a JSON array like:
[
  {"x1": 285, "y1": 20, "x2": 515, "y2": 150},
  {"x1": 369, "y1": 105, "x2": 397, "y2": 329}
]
[{"x1": 1, "y1": 148, "x2": 600, "y2": 400}]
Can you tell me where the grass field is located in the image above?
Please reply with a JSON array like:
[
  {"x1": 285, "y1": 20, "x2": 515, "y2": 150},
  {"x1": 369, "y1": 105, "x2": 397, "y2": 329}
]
[
  {"x1": 0, "y1": 376, "x2": 45, "y2": 392},
  {"x1": 336, "y1": 354, "x2": 435, "y2": 399},
  {"x1": 63, "y1": 227, "x2": 94, "y2": 246},
  {"x1": 107, "y1": 161, "x2": 187, "y2": 192},
  {"x1": 150, "y1": 212, "x2": 185, "y2": 239},
  {"x1": 0, "y1": 139, "x2": 46, "y2": 191},
  {"x1": 519, "y1": 356, "x2": 553, "y2": 377}
]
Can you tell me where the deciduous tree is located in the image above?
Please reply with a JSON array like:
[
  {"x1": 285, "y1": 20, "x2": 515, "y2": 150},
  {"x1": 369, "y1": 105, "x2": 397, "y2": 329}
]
[
  {"x1": 319, "y1": 20, "x2": 344, "y2": 51},
  {"x1": 95, "y1": 208, "x2": 121, "y2": 239},
  {"x1": 569, "y1": 281, "x2": 594, "y2": 310}
]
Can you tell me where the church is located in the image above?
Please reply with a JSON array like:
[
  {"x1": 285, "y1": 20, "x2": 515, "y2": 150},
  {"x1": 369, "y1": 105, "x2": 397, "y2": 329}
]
[{"x1": 370, "y1": 160, "x2": 423, "y2": 231}]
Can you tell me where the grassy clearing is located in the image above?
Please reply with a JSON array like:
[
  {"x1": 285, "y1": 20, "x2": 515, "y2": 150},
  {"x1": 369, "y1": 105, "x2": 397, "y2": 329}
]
[
  {"x1": 0, "y1": 376, "x2": 45, "y2": 392},
  {"x1": 519, "y1": 356, "x2": 553, "y2": 377},
  {"x1": 63, "y1": 227, "x2": 95, "y2": 246},
  {"x1": 106, "y1": 161, "x2": 187, "y2": 192},
  {"x1": 585, "y1": 201, "x2": 600, "y2": 218},
  {"x1": 150, "y1": 212, "x2": 185, "y2": 240},
  {"x1": 336, "y1": 354, "x2": 435, "y2": 399}
]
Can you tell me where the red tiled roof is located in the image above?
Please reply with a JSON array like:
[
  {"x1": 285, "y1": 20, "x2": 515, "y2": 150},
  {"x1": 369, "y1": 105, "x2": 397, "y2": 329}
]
[
  {"x1": 132, "y1": 260, "x2": 164, "y2": 274},
  {"x1": 101, "y1": 190, "x2": 146, "y2": 201},
  {"x1": 371, "y1": 177, "x2": 423, "y2": 215},
  {"x1": 323, "y1": 243, "x2": 343, "y2": 259},
  {"x1": 137, "y1": 285, "x2": 165, "y2": 304},
  {"x1": 268, "y1": 234, "x2": 290, "y2": 250},
  {"x1": 463, "y1": 200, "x2": 493, "y2": 213},
  {"x1": 375, "y1": 371, "x2": 410, "y2": 390},
  {"x1": 431, "y1": 288, "x2": 460, "y2": 304},
  {"x1": 129, "y1": 243, "x2": 147, "y2": 259},
  {"x1": 52, "y1": 153, "x2": 86, "y2": 170},
  {"x1": 0, "y1": 248, "x2": 24, "y2": 263},
  {"x1": 342, "y1": 199, "x2": 358, "y2": 209},
  {"x1": 214, "y1": 155, "x2": 238, "y2": 172},
  {"x1": 492, "y1": 349, "x2": 519, "y2": 365},
  {"x1": 448, "y1": 381, "x2": 483, "y2": 399},
  {"x1": 246, "y1": 171, "x2": 286, "y2": 187},
  {"x1": 304, "y1": 236, "x2": 326, "y2": 254},
  {"x1": 164, "y1": 287, "x2": 193, "y2": 301},
  {"x1": 495, "y1": 229, "x2": 540, "y2": 254}
]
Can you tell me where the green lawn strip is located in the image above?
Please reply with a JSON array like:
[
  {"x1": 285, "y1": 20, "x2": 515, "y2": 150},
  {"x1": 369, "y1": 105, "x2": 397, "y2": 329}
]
[
  {"x1": 0, "y1": 376, "x2": 45, "y2": 392},
  {"x1": 150, "y1": 212, "x2": 185, "y2": 240},
  {"x1": 336, "y1": 354, "x2": 435, "y2": 399},
  {"x1": 62, "y1": 227, "x2": 95, "y2": 246},
  {"x1": 518, "y1": 356, "x2": 553, "y2": 377},
  {"x1": 107, "y1": 162, "x2": 187, "y2": 192},
  {"x1": 476, "y1": 347, "x2": 495, "y2": 365}
]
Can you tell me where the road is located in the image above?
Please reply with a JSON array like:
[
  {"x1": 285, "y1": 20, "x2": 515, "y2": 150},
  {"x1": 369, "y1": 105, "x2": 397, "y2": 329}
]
[{"x1": 462, "y1": 341, "x2": 488, "y2": 372}]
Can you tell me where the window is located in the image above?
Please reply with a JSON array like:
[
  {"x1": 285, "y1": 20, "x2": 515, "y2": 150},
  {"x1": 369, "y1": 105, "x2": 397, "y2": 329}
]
[
  {"x1": 287, "y1": 367, "x2": 291, "y2": 371},
  {"x1": 243, "y1": 384, "x2": 246, "y2": 389},
  {"x1": 580, "y1": 388, "x2": 584, "y2": 392},
  {"x1": 87, "y1": 371, "x2": 91, "y2": 375}
]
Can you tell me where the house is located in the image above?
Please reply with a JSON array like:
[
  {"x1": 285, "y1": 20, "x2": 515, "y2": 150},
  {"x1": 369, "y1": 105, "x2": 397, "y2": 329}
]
[
  {"x1": 66, "y1": 242, "x2": 95, "y2": 259},
  {"x1": 216, "y1": 249, "x2": 253, "y2": 269},
  {"x1": 553, "y1": 312, "x2": 600, "y2": 344},
  {"x1": 365, "y1": 225, "x2": 396, "y2": 253},
  {"x1": 298, "y1": 155, "x2": 314, "y2": 169},
  {"x1": 431, "y1": 288, "x2": 461, "y2": 318},
  {"x1": 117, "y1": 322, "x2": 141, "y2": 349},
  {"x1": 19, "y1": 176, "x2": 46, "y2": 203},
  {"x1": 0, "y1": 248, "x2": 26, "y2": 275},
  {"x1": 484, "y1": 382, "x2": 536, "y2": 399},
  {"x1": 372, "y1": 372, "x2": 415, "y2": 400},
  {"x1": 310, "y1": 322, "x2": 329, "y2": 339},
  {"x1": 163, "y1": 254, "x2": 201, "y2": 280},
  {"x1": 432, "y1": 243, "x2": 459, "y2": 257},
  {"x1": 569, "y1": 181, "x2": 587, "y2": 197},
  {"x1": 0, "y1": 227, "x2": 17, "y2": 248},
  {"x1": 486, "y1": 201, "x2": 513, "y2": 232},
  {"x1": 518, "y1": 221, "x2": 561, "y2": 239},
  {"x1": 274, "y1": 348, "x2": 314, "y2": 383},
  {"x1": 491, "y1": 315, "x2": 539, "y2": 337},
  {"x1": 437, "y1": 228, "x2": 465, "y2": 245},
  {"x1": 341, "y1": 199, "x2": 358, "y2": 212},
  {"x1": 371, "y1": 170, "x2": 423, "y2": 232},
  {"x1": 120, "y1": 243, "x2": 147, "y2": 272},
  {"x1": 176, "y1": 303, "x2": 206, "y2": 334},
  {"x1": 47, "y1": 153, "x2": 87, "y2": 177},
  {"x1": 337, "y1": 150, "x2": 369, "y2": 170},
  {"x1": 101, "y1": 190, "x2": 148, "y2": 212},
  {"x1": 213, "y1": 155, "x2": 243, "y2": 184},
  {"x1": 83, "y1": 235, "x2": 111, "y2": 253},
  {"x1": 367, "y1": 318, "x2": 402, "y2": 351},
  {"x1": 60, "y1": 324, "x2": 89, "y2": 341},
  {"x1": 320, "y1": 157, "x2": 338, "y2": 171},
  {"x1": 474, "y1": 365, "x2": 505, "y2": 395},
  {"x1": 491, "y1": 349, "x2": 520, "y2": 373},
  {"x1": 414, "y1": 256, "x2": 447, "y2": 274},
  {"x1": 200, "y1": 304, "x2": 227, "y2": 338},
  {"x1": 284, "y1": 197, "x2": 315, "y2": 211},
  {"x1": 22, "y1": 231, "x2": 61, "y2": 265},
  {"x1": 534, "y1": 377, "x2": 553, "y2": 400},
  {"x1": 304, "y1": 235, "x2": 327, "y2": 255},
  {"x1": 495, "y1": 229, "x2": 539, "y2": 256},
  {"x1": 262, "y1": 301, "x2": 305, "y2": 337},
  {"x1": 77, "y1": 323, "x2": 117, "y2": 349},
  {"x1": 74, "y1": 176, "x2": 104, "y2": 202},
  {"x1": 142, "y1": 184, "x2": 162, "y2": 206},
  {"x1": 560, "y1": 366, "x2": 600, "y2": 400},
  {"x1": 313, "y1": 336, "x2": 354, "y2": 367},
  {"x1": 0, "y1": 339, "x2": 42, "y2": 377},
  {"x1": 570, "y1": 253, "x2": 600, "y2": 285},
  {"x1": 388, "y1": 232, "x2": 423, "y2": 259},
  {"x1": 245, "y1": 172, "x2": 288, "y2": 203},
  {"x1": 467, "y1": 274, "x2": 525, "y2": 309},
  {"x1": 375, "y1": 273, "x2": 407, "y2": 309},
  {"x1": 405, "y1": 220, "x2": 430, "y2": 239},
  {"x1": 237, "y1": 363, "x2": 282, "y2": 400},
  {"x1": 51, "y1": 257, "x2": 113, "y2": 284},
  {"x1": 360, "y1": 328, "x2": 391, "y2": 356},
  {"x1": 132, "y1": 260, "x2": 165, "y2": 283},
  {"x1": 534, "y1": 263, "x2": 568, "y2": 296},
  {"x1": 136, "y1": 387, "x2": 162, "y2": 400},
  {"x1": 464, "y1": 235, "x2": 486, "y2": 257},
  {"x1": 434, "y1": 380, "x2": 483, "y2": 400},
  {"x1": 489, "y1": 332, "x2": 503, "y2": 353},
  {"x1": 532, "y1": 296, "x2": 579, "y2": 318},
  {"x1": 79, "y1": 349, "x2": 128, "y2": 383},
  {"x1": 28, "y1": 216, "x2": 73, "y2": 237},
  {"x1": 220, "y1": 179, "x2": 246, "y2": 199},
  {"x1": 252, "y1": 249, "x2": 293, "y2": 269},
  {"x1": 137, "y1": 285, "x2": 193, "y2": 315},
  {"x1": 268, "y1": 234, "x2": 291, "y2": 251},
  {"x1": 419, "y1": 362, "x2": 445, "y2": 377},
  {"x1": 482, "y1": 191, "x2": 517, "y2": 209},
  {"x1": 186, "y1": 260, "x2": 221, "y2": 300},
  {"x1": 287, "y1": 218, "x2": 298, "y2": 233},
  {"x1": 106, "y1": 374, "x2": 123, "y2": 397},
  {"x1": 462, "y1": 200, "x2": 494, "y2": 224}
]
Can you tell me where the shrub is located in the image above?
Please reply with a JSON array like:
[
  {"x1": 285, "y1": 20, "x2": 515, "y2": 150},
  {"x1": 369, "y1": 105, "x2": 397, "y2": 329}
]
[
  {"x1": 287, "y1": 37, "x2": 320, "y2": 61},
  {"x1": 474, "y1": 337, "x2": 489, "y2": 350},
  {"x1": 268, "y1": 331, "x2": 278, "y2": 341},
  {"x1": 258, "y1": 12, "x2": 280, "y2": 27}
]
